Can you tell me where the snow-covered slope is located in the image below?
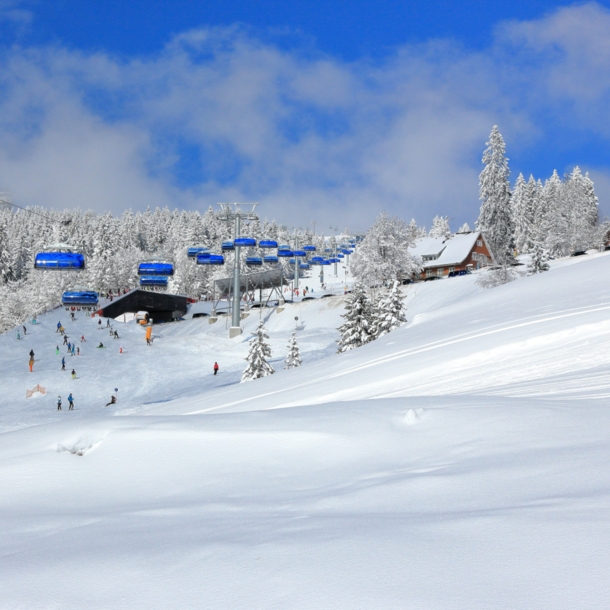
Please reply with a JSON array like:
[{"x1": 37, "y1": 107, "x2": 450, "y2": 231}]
[{"x1": 2, "y1": 253, "x2": 610, "y2": 609}]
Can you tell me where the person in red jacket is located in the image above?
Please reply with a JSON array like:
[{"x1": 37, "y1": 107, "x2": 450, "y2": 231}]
[{"x1": 213, "y1": 362, "x2": 219, "y2": 376}]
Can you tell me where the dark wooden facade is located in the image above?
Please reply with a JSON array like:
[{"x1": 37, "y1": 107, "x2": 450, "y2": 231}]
[{"x1": 101, "y1": 290, "x2": 187, "y2": 323}]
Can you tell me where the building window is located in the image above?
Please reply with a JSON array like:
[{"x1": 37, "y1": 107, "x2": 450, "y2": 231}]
[
  {"x1": 437, "y1": 268, "x2": 444, "y2": 276},
  {"x1": 477, "y1": 239, "x2": 482, "y2": 247},
  {"x1": 426, "y1": 269, "x2": 434, "y2": 278},
  {"x1": 449, "y1": 266, "x2": 455, "y2": 273}
]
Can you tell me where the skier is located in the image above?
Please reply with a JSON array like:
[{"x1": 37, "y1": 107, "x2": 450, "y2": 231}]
[
  {"x1": 77, "y1": 347, "x2": 80, "y2": 356},
  {"x1": 68, "y1": 393, "x2": 74, "y2": 410},
  {"x1": 71, "y1": 369, "x2": 76, "y2": 380},
  {"x1": 67, "y1": 341, "x2": 71, "y2": 352},
  {"x1": 29, "y1": 349, "x2": 34, "y2": 359},
  {"x1": 106, "y1": 319, "x2": 111, "y2": 328},
  {"x1": 98, "y1": 319, "x2": 102, "y2": 329},
  {"x1": 70, "y1": 312, "x2": 75, "y2": 322},
  {"x1": 97, "y1": 342, "x2": 105, "y2": 348},
  {"x1": 55, "y1": 345, "x2": 59, "y2": 355},
  {"x1": 16, "y1": 330, "x2": 20, "y2": 340},
  {"x1": 22, "y1": 325, "x2": 27, "y2": 335},
  {"x1": 71, "y1": 344, "x2": 75, "y2": 356},
  {"x1": 61, "y1": 357, "x2": 66, "y2": 371},
  {"x1": 29, "y1": 358, "x2": 34, "y2": 373},
  {"x1": 57, "y1": 321, "x2": 62, "y2": 333},
  {"x1": 105, "y1": 395, "x2": 117, "y2": 407},
  {"x1": 57, "y1": 396, "x2": 62, "y2": 411},
  {"x1": 80, "y1": 335, "x2": 86, "y2": 342},
  {"x1": 213, "y1": 362, "x2": 219, "y2": 375},
  {"x1": 63, "y1": 335, "x2": 68, "y2": 346}
]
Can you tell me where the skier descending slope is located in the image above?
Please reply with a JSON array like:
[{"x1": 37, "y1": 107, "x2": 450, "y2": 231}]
[{"x1": 242, "y1": 322, "x2": 274, "y2": 382}]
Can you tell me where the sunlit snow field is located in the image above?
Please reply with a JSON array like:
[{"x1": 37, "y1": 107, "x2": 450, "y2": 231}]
[{"x1": 2, "y1": 253, "x2": 610, "y2": 608}]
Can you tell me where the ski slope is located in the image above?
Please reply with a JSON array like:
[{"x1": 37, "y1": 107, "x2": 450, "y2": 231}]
[{"x1": 2, "y1": 253, "x2": 610, "y2": 608}]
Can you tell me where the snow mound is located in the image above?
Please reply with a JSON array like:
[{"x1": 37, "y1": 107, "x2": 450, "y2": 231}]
[{"x1": 403, "y1": 408, "x2": 425, "y2": 425}]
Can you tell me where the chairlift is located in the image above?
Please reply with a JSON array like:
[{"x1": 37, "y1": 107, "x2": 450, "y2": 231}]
[
  {"x1": 338, "y1": 253, "x2": 345, "y2": 259},
  {"x1": 234, "y1": 237, "x2": 257, "y2": 247},
  {"x1": 196, "y1": 252, "x2": 211, "y2": 263},
  {"x1": 320, "y1": 260, "x2": 331, "y2": 266},
  {"x1": 341, "y1": 249, "x2": 351, "y2": 255},
  {"x1": 246, "y1": 256, "x2": 263, "y2": 266},
  {"x1": 303, "y1": 245, "x2": 316, "y2": 252},
  {"x1": 277, "y1": 249, "x2": 294, "y2": 258},
  {"x1": 293, "y1": 250, "x2": 307, "y2": 257},
  {"x1": 288, "y1": 259, "x2": 296, "y2": 265},
  {"x1": 61, "y1": 291, "x2": 99, "y2": 309},
  {"x1": 198, "y1": 254, "x2": 225, "y2": 265},
  {"x1": 259, "y1": 240, "x2": 278, "y2": 249},
  {"x1": 187, "y1": 246, "x2": 210, "y2": 258},
  {"x1": 299, "y1": 263, "x2": 310, "y2": 270},
  {"x1": 263, "y1": 255, "x2": 279, "y2": 264},
  {"x1": 34, "y1": 243, "x2": 85, "y2": 271},
  {"x1": 138, "y1": 261, "x2": 174, "y2": 276},
  {"x1": 139, "y1": 276, "x2": 168, "y2": 287},
  {"x1": 222, "y1": 241, "x2": 235, "y2": 251},
  {"x1": 311, "y1": 256, "x2": 324, "y2": 262}
]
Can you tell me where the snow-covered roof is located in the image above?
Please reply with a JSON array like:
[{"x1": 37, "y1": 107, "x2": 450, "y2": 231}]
[{"x1": 410, "y1": 232, "x2": 481, "y2": 268}]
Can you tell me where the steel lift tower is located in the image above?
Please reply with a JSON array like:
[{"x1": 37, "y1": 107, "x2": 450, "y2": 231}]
[{"x1": 217, "y1": 202, "x2": 259, "y2": 338}]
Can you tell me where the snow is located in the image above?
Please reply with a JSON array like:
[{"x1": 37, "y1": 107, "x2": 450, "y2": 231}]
[{"x1": 2, "y1": 253, "x2": 610, "y2": 607}]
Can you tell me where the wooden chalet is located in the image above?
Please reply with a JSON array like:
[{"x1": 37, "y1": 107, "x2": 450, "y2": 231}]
[{"x1": 410, "y1": 231, "x2": 493, "y2": 279}]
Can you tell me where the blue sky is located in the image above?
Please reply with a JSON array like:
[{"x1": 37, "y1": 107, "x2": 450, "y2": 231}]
[{"x1": 1, "y1": 0, "x2": 610, "y2": 230}]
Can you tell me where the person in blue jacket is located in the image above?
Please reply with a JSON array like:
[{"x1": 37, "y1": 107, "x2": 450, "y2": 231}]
[
  {"x1": 68, "y1": 393, "x2": 74, "y2": 410},
  {"x1": 61, "y1": 357, "x2": 66, "y2": 371}
]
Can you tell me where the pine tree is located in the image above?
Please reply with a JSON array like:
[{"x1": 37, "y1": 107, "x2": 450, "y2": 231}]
[
  {"x1": 457, "y1": 223, "x2": 471, "y2": 234},
  {"x1": 337, "y1": 283, "x2": 373, "y2": 352},
  {"x1": 528, "y1": 243, "x2": 550, "y2": 274},
  {"x1": 284, "y1": 331, "x2": 302, "y2": 369},
  {"x1": 429, "y1": 215, "x2": 451, "y2": 239},
  {"x1": 477, "y1": 125, "x2": 513, "y2": 264},
  {"x1": 539, "y1": 170, "x2": 568, "y2": 256},
  {"x1": 242, "y1": 322, "x2": 275, "y2": 381},
  {"x1": 512, "y1": 173, "x2": 533, "y2": 254},
  {"x1": 374, "y1": 281, "x2": 407, "y2": 337}
]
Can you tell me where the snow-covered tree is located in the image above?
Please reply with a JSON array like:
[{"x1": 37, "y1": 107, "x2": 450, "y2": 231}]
[
  {"x1": 512, "y1": 173, "x2": 534, "y2": 254},
  {"x1": 457, "y1": 223, "x2": 471, "y2": 234},
  {"x1": 350, "y1": 212, "x2": 421, "y2": 288},
  {"x1": 284, "y1": 331, "x2": 302, "y2": 369},
  {"x1": 476, "y1": 264, "x2": 518, "y2": 289},
  {"x1": 528, "y1": 243, "x2": 550, "y2": 274},
  {"x1": 373, "y1": 281, "x2": 407, "y2": 338},
  {"x1": 242, "y1": 322, "x2": 275, "y2": 381},
  {"x1": 337, "y1": 283, "x2": 373, "y2": 352},
  {"x1": 429, "y1": 215, "x2": 451, "y2": 239},
  {"x1": 477, "y1": 125, "x2": 513, "y2": 264}
]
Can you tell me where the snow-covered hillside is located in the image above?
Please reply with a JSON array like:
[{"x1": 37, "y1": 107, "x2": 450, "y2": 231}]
[{"x1": 2, "y1": 253, "x2": 610, "y2": 609}]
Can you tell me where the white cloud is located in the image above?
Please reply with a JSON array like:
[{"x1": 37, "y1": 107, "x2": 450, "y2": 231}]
[{"x1": 0, "y1": 4, "x2": 610, "y2": 229}]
